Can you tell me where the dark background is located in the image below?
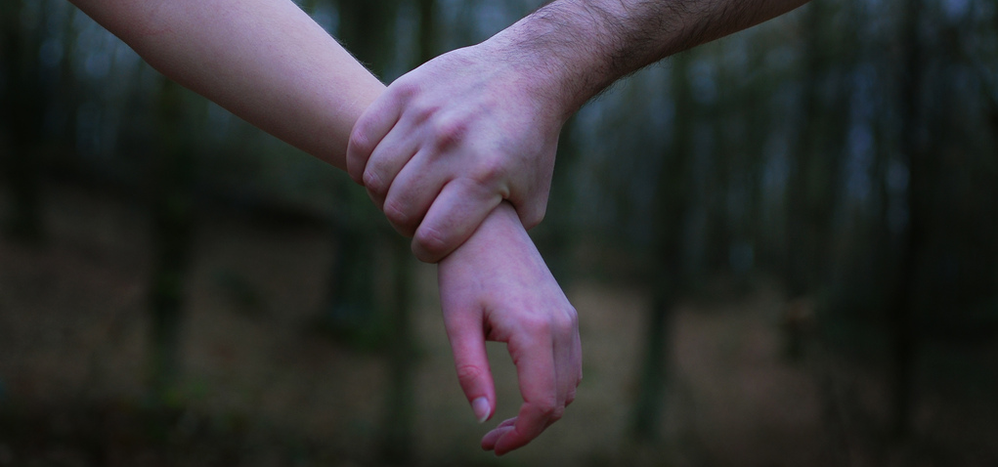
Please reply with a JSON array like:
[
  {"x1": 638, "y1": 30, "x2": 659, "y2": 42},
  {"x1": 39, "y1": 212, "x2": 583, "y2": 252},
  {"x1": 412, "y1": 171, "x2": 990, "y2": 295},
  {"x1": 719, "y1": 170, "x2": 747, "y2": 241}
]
[{"x1": 1, "y1": 0, "x2": 996, "y2": 465}]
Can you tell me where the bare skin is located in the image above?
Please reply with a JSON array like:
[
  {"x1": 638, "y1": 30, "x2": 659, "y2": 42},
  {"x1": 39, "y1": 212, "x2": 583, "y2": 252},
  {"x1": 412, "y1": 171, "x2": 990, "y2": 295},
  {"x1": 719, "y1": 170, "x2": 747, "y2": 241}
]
[
  {"x1": 348, "y1": 0, "x2": 811, "y2": 263},
  {"x1": 68, "y1": 0, "x2": 581, "y2": 454},
  {"x1": 439, "y1": 201, "x2": 580, "y2": 455}
]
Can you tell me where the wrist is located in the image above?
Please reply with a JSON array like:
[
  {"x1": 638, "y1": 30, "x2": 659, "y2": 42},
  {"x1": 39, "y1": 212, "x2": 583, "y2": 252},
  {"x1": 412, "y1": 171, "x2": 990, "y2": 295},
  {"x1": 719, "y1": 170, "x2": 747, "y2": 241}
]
[
  {"x1": 482, "y1": 0, "x2": 642, "y2": 118},
  {"x1": 481, "y1": 17, "x2": 599, "y2": 123}
]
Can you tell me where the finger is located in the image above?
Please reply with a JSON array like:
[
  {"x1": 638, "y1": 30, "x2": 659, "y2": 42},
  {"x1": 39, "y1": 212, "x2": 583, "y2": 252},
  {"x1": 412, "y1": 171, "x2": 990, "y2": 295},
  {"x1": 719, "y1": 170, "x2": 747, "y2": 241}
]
[
  {"x1": 567, "y1": 329, "x2": 583, "y2": 406},
  {"x1": 346, "y1": 90, "x2": 404, "y2": 185},
  {"x1": 511, "y1": 187, "x2": 550, "y2": 231},
  {"x1": 493, "y1": 406, "x2": 555, "y2": 456},
  {"x1": 411, "y1": 179, "x2": 503, "y2": 263},
  {"x1": 552, "y1": 314, "x2": 575, "y2": 411},
  {"x1": 442, "y1": 300, "x2": 497, "y2": 425},
  {"x1": 381, "y1": 147, "x2": 450, "y2": 238},
  {"x1": 481, "y1": 417, "x2": 516, "y2": 451},
  {"x1": 492, "y1": 334, "x2": 561, "y2": 456},
  {"x1": 507, "y1": 152, "x2": 554, "y2": 230},
  {"x1": 575, "y1": 329, "x2": 584, "y2": 393},
  {"x1": 363, "y1": 118, "x2": 425, "y2": 211}
]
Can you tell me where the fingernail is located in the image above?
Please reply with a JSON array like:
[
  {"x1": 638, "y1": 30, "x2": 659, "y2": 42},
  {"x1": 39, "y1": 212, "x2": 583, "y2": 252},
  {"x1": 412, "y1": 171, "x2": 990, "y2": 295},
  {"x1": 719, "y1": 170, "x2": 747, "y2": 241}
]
[{"x1": 472, "y1": 397, "x2": 490, "y2": 423}]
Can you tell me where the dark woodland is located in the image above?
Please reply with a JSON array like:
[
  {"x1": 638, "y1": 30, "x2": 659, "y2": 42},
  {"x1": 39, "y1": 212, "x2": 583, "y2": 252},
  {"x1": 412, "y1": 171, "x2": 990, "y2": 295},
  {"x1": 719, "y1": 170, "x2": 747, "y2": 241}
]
[{"x1": 1, "y1": 0, "x2": 996, "y2": 465}]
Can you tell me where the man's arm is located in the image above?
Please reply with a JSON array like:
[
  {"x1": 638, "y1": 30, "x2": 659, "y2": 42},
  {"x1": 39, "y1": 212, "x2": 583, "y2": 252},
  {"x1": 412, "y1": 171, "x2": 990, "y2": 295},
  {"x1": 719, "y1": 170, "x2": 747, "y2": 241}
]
[
  {"x1": 488, "y1": 0, "x2": 811, "y2": 117},
  {"x1": 348, "y1": 0, "x2": 810, "y2": 262}
]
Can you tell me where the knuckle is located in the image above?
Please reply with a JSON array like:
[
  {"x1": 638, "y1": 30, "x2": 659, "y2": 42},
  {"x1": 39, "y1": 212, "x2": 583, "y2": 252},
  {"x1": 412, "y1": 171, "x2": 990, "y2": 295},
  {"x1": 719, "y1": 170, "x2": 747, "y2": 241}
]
[
  {"x1": 565, "y1": 306, "x2": 579, "y2": 328},
  {"x1": 537, "y1": 400, "x2": 564, "y2": 421},
  {"x1": 560, "y1": 317, "x2": 577, "y2": 336},
  {"x1": 390, "y1": 79, "x2": 421, "y2": 100},
  {"x1": 521, "y1": 306, "x2": 578, "y2": 338},
  {"x1": 467, "y1": 157, "x2": 510, "y2": 195},
  {"x1": 551, "y1": 313, "x2": 573, "y2": 333},
  {"x1": 363, "y1": 169, "x2": 385, "y2": 194},
  {"x1": 348, "y1": 125, "x2": 373, "y2": 156},
  {"x1": 412, "y1": 102, "x2": 437, "y2": 124},
  {"x1": 471, "y1": 157, "x2": 506, "y2": 188},
  {"x1": 523, "y1": 204, "x2": 547, "y2": 230},
  {"x1": 454, "y1": 363, "x2": 483, "y2": 386},
  {"x1": 384, "y1": 201, "x2": 413, "y2": 234},
  {"x1": 405, "y1": 93, "x2": 440, "y2": 124},
  {"x1": 519, "y1": 314, "x2": 551, "y2": 335},
  {"x1": 414, "y1": 226, "x2": 450, "y2": 261},
  {"x1": 430, "y1": 117, "x2": 468, "y2": 151}
]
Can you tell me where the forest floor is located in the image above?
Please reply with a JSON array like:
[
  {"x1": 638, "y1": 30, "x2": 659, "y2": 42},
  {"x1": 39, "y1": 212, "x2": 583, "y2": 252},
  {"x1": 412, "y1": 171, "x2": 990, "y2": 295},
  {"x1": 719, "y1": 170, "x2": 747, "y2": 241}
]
[{"x1": 1, "y1": 180, "x2": 996, "y2": 467}]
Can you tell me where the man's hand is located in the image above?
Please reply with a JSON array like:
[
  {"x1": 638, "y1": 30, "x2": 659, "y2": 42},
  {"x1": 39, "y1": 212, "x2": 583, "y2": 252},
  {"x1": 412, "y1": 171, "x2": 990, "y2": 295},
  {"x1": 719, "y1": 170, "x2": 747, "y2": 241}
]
[
  {"x1": 347, "y1": 42, "x2": 567, "y2": 263},
  {"x1": 438, "y1": 202, "x2": 582, "y2": 455},
  {"x1": 348, "y1": 0, "x2": 811, "y2": 264}
]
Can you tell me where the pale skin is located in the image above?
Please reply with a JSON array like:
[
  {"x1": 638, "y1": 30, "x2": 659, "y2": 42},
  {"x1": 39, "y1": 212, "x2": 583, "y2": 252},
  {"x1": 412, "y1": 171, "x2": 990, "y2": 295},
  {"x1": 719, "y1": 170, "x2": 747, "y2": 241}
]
[
  {"x1": 348, "y1": 0, "x2": 813, "y2": 263},
  {"x1": 68, "y1": 0, "x2": 581, "y2": 455}
]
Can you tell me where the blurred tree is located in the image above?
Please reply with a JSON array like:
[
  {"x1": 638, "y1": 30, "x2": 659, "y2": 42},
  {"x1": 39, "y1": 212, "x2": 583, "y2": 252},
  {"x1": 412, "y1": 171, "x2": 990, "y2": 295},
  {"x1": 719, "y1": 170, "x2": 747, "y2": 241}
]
[
  {"x1": 631, "y1": 51, "x2": 695, "y2": 442},
  {"x1": 318, "y1": 0, "x2": 399, "y2": 343},
  {"x1": 534, "y1": 114, "x2": 581, "y2": 284},
  {"x1": 1, "y1": 0, "x2": 46, "y2": 244},
  {"x1": 886, "y1": 0, "x2": 924, "y2": 441},
  {"x1": 336, "y1": 0, "x2": 398, "y2": 77},
  {"x1": 380, "y1": 238, "x2": 416, "y2": 463},
  {"x1": 147, "y1": 78, "x2": 197, "y2": 404},
  {"x1": 2, "y1": 0, "x2": 994, "y2": 461},
  {"x1": 784, "y1": 0, "x2": 849, "y2": 301},
  {"x1": 886, "y1": 0, "x2": 998, "y2": 441},
  {"x1": 735, "y1": 49, "x2": 770, "y2": 286},
  {"x1": 375, "y1": 0, "x2": 423, "y2": 462}
]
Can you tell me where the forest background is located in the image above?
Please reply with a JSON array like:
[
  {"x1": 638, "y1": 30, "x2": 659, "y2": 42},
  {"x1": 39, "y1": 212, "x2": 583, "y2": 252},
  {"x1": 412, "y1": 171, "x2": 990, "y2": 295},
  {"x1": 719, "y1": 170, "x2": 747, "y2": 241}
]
[{"x1": 1, "y1": 0, "x2": 996, "y2": 466}]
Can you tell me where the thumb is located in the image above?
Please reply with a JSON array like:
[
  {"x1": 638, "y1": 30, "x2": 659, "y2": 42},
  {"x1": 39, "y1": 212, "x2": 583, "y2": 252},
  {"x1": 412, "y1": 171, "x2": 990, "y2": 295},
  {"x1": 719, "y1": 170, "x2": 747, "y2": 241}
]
[
  {"x1": 444, "y1": 311, "x2": 496, "y2": 424},
  {"x1": 511, "y1": 187, "x2": 549, "y2": 231},
  {"x1": 412, "y1": 180, "x2": 502, "y2": 263}
]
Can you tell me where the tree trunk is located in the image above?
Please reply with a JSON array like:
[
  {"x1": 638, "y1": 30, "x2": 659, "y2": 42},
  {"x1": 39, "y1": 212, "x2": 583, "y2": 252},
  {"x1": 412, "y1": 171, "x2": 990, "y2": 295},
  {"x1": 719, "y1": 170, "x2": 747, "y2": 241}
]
[
  {"x1": 631, "y1": 51, "x2": 694, "y2": 441},
  {"x1": 888, "y1": 0, "x2": 924, "y2": 440},
  {"x1": 148, "y1": 79, "x2": 196, "y2": 403},
  {"x1": 535, "y1": 114, "x2": 580, "y2": 284},
  {"x1": 319, "y1": 0, "x2": 398, "y2": 339},
  {"x1": 336, "y1": 0, "x2": 397, "y2": 77},
  {"x1": 377, "y1": 0, "x2": 430, "y2": 461},
  {"x1": 785, "y1": 0, "x2": 842, "y2": 299},
  {"x1": 1, "y1": 0, "x2": 45, "y2": 244},
  {"x1": 379, "y1": 238, "x2": 416, "y2": 463}
]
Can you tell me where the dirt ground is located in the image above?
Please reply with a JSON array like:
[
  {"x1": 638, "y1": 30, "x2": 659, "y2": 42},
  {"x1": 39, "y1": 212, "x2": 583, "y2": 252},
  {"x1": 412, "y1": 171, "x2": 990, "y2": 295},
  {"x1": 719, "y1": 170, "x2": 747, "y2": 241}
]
[{"x1": 1, "y1": 181, "x2": 996, "y2": 466}]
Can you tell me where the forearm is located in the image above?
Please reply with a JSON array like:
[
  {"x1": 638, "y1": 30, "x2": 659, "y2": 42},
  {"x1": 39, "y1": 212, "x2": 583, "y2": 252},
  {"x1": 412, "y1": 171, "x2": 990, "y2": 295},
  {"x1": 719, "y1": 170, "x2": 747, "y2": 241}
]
[
  {"x1": 70, "y1": 0, "x2": 542, "y2": 263},
  {"x1": 488, "y1": 0, "x2": 810, "y2": 118},
  {"x1": 69, "y1": 0, "x2": 382, "y2": 170}
]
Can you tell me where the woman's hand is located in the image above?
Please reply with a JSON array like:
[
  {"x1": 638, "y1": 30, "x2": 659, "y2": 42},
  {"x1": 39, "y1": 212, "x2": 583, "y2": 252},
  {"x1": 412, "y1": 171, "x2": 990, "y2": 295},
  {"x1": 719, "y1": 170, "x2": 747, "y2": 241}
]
[{"x1": 437, "y1": 202, "x2": 582, "y2": 455}]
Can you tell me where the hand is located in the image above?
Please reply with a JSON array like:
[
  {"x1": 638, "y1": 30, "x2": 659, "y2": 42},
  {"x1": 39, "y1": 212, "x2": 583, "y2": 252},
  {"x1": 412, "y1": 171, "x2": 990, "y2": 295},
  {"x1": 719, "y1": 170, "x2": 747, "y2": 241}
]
[
  {"x1": 437, "y1": 202, "x2": 582, "y2": 455},
  {"x1": 347, "y1": 41, "x2": 568, "y2": 263}
]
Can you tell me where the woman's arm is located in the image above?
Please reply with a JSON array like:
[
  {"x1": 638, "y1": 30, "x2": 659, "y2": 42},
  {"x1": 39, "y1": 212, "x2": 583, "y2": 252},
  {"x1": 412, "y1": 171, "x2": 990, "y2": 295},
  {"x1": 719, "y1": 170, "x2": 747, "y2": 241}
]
[
  {"x1": 70, "y1": 0, "x2": 380, "y2": 169},
  {"x1": 69, "y1": 0, "x2": 581, "y2": 454}
]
